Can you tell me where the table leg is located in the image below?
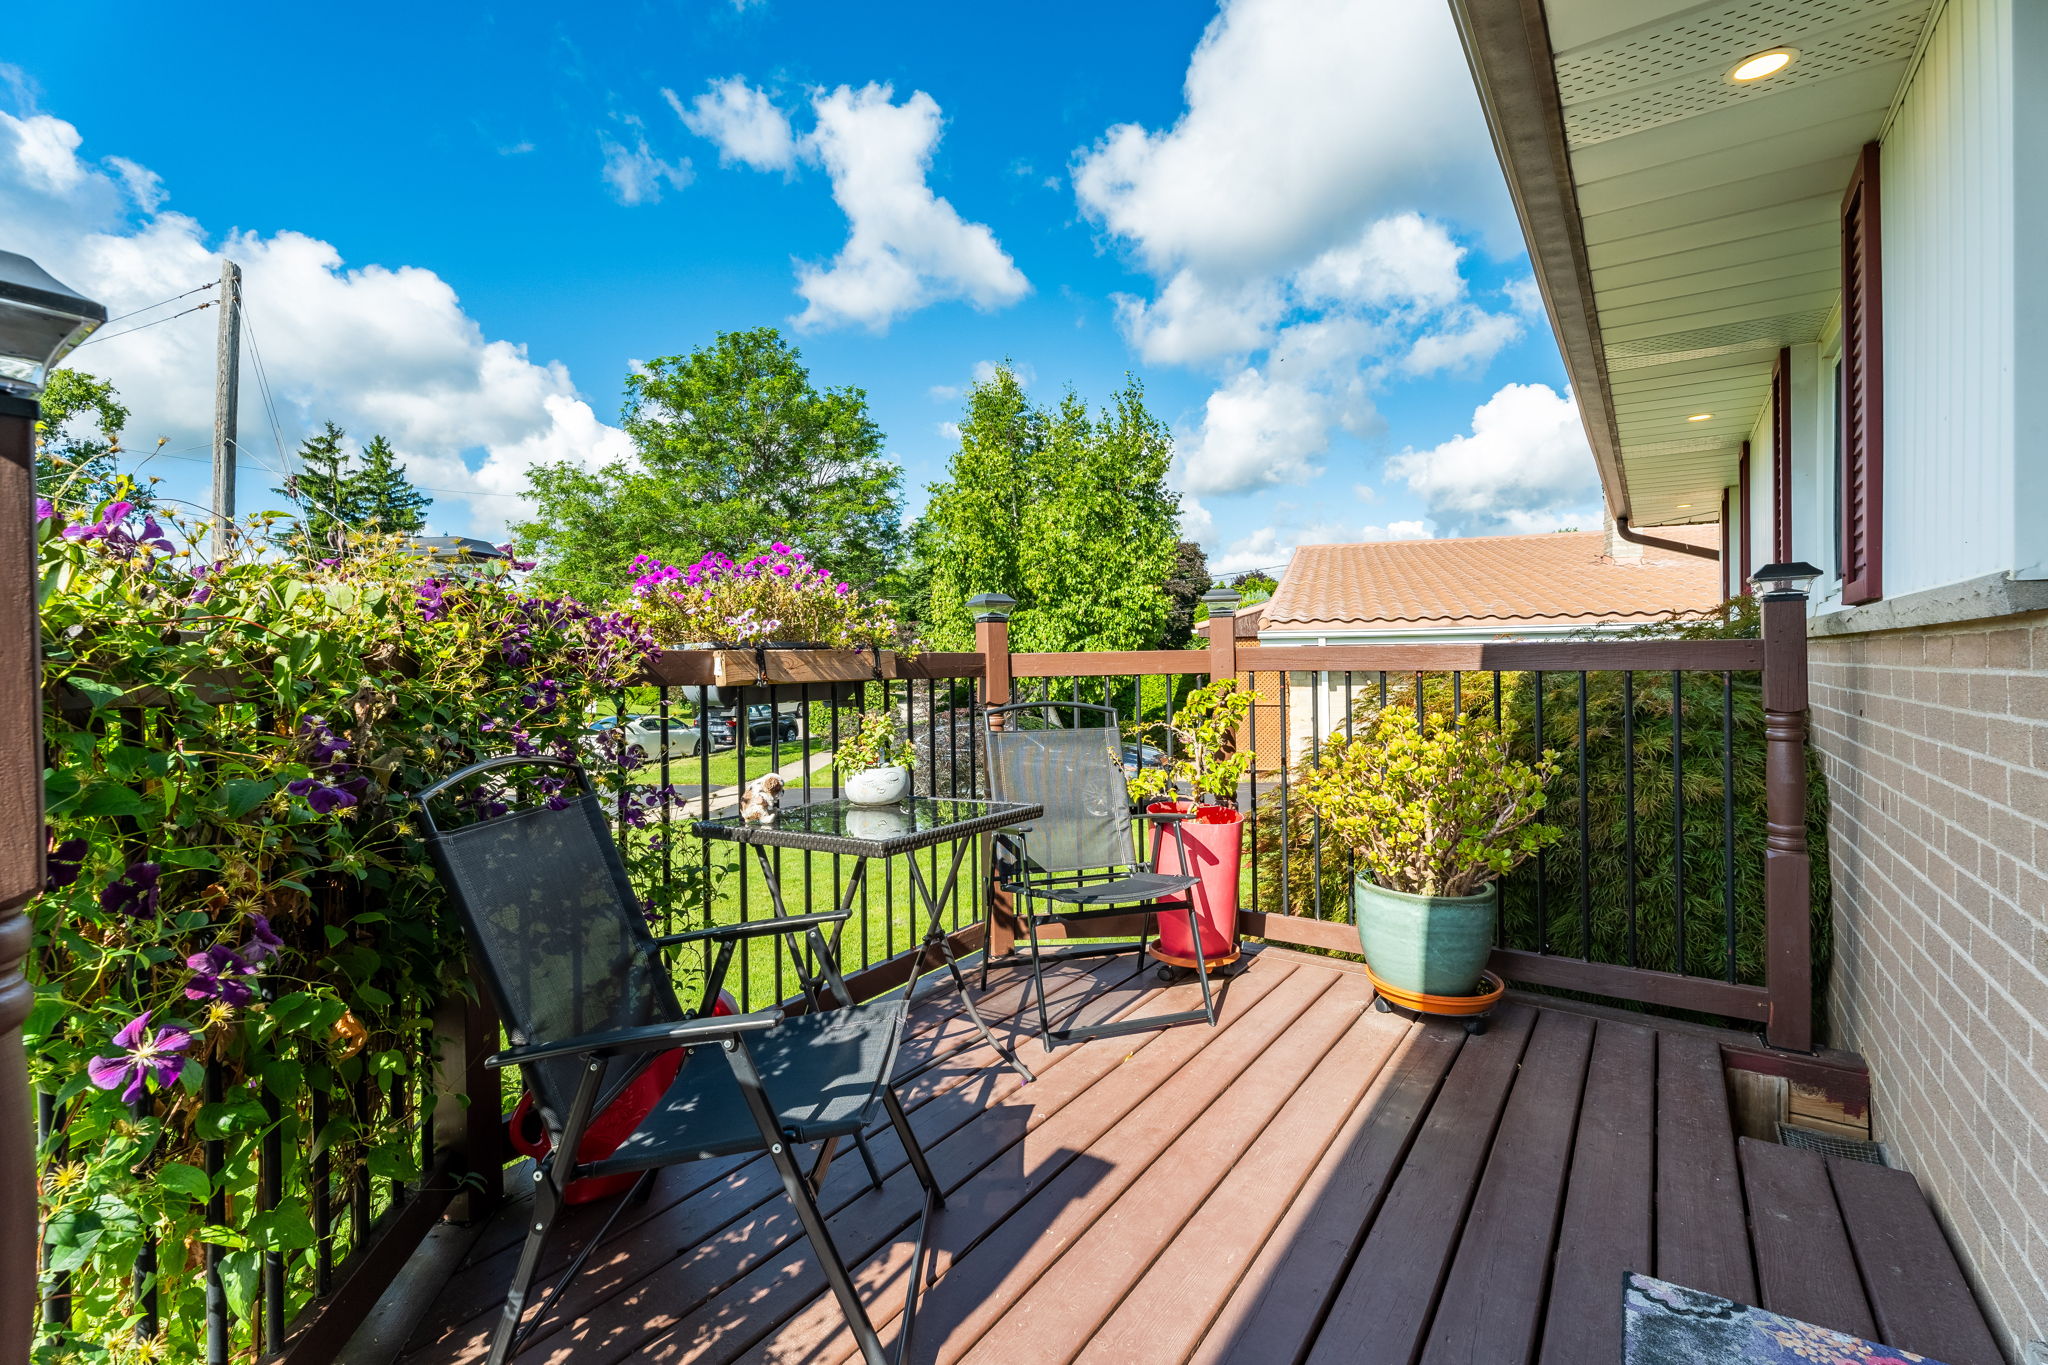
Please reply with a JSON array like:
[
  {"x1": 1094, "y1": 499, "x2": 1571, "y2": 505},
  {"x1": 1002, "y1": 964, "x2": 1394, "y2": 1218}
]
[{"x1": 905, "y1": 842, "x2": 1035, "y2": 1082}]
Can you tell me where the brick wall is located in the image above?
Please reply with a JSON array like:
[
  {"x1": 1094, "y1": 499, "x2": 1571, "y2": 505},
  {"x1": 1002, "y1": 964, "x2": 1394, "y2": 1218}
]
[{"x1": 1810, "y1": 611, "x2": 2048, "y2": 1355}]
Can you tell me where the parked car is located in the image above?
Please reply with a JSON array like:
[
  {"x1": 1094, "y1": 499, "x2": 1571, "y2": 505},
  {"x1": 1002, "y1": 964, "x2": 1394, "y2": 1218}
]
[
  {"x1": 706, "y1": 704, "x2": 802, "y2": 749},
  {"x1": 584, "y1": 714, "x2": 702, "y2": 762},
  {"x1": 1122, "y1": 742, "x2": 1168, "y2": 779}
]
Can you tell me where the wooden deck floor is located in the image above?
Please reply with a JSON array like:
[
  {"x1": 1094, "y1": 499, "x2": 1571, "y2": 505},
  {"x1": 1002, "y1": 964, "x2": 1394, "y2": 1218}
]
[{"x1": 399, "y1": 949, "x2": 2002, "y2": 1365}]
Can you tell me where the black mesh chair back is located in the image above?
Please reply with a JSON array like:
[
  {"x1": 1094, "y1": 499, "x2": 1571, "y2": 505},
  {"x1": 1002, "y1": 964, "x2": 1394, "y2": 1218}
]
[
  {"x1": 980, "y1": 699, "x2": 1219, "y2": 1048},
  {"x1": 417, "y1": 761, "x2": 682, "y2": 1138},
  {"x1": 413, "y1": 753, "x2": 947, "y2": 1365},
  {"x1": 984, "y1": 703, "x2": 1137, "y2": 875}
]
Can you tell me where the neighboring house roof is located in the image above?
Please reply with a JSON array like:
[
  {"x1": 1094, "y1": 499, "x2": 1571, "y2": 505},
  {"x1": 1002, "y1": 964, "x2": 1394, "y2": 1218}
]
[
  {"x1": 1260, "y1": 528, "x2": 1722, "y2": 634},
  {"x1": 1235, "y1": 602, "x2": 1264, "y2": 638},
  {"x1": 1447, "y1": 0, "x2": 1935, "y2": 527}
]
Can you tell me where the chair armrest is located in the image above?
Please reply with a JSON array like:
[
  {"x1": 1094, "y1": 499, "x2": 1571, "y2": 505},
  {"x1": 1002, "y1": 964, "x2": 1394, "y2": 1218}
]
[
  {"x1": 486, "y1": 1011, "x2": 780, "y2": 1069},
  {"x1": 654, "y1": 909, "x2": 854, "y2": 948},
  {"x1": 1131, "y1": 809, "x2": 1195, "y2": 823}
]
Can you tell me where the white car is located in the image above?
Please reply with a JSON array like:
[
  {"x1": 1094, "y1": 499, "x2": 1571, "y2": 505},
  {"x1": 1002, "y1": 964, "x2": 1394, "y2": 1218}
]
[{"x1": 585, "y1": 714, "x2": 703, "y2": 762}]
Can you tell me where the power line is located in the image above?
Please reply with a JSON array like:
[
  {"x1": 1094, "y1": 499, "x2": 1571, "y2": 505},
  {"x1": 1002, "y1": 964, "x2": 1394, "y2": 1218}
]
[
  {"x1": 74, "y1": 300, "x2": 214, "y2": 349},
  {"x1": 98, "y1": 280, "x2": 218, "y2": 329}
]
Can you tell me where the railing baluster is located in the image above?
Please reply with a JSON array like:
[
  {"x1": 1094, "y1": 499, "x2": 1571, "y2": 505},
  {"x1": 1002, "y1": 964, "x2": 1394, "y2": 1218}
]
[
  {"x1": 38, "y1": 1090, "x2": 69, "y2": 1334},
  {"x1": 659, "y1": 685, "x2": 674, "y2": 932},
  {"x1": 1533, "y1": 671, "x2": 1548, "y2": 955},
  {"x1": 1576, "y1": 672, "x2": 1591, "y2": 959},
  {"x1": 1623, "y1": 671, "x2": 1638, "y2": 966},
  {"x1": 1723, "y1": 671, "x2": 1739, "y2": 982},
  {"x1": 1672, "y1": 669, "x2": 1686, "y2": 976},
  {"x1": 202, "y1": 1065, "x2": 226, "y2": 1365},
  {"x1": 312, "y1": 1083, "x2": 333, "y2": 1297},
  {"x1": 261, "y1": 1087, "x2": 284, "y2": 1354},
  {"x1": 1276, "y1": 670, "x2": 1289, "y2": 914}
]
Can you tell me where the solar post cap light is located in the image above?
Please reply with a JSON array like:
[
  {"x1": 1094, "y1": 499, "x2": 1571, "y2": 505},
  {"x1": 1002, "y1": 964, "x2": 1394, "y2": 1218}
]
[
  {"x1": 1750, "y1": 562, "x2": 1823, "y2": 598},
  {"x1": 0, "y1": 250, "x2": 106, "y2": 398}
]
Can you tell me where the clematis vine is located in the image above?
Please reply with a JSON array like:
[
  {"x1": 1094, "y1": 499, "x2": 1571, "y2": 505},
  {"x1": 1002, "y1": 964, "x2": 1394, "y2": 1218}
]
[
  {"x1": 183, "y1": 944, "x2": 256, "y2": 1006},
  {"x1": 44, "y1": 829, "x2": 86, "y2": 891},
  {"x1": 86, "y1": 1011, "x2": 192, "y2": 1103}
]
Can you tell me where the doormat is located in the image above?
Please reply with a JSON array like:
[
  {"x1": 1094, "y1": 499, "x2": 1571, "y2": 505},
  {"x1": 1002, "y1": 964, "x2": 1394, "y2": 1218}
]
[{"x1": 1624, "y1": 1272, "x2": 1950, "y2": 1364}]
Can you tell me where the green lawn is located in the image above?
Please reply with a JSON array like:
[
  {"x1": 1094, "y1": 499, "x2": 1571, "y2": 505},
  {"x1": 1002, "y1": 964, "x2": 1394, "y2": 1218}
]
[
  {"x1": 632, "y1": 735, "x2": 836, "y2": 792},
  {"x1": 657, "y1": 837, "x2": 981, "y2": 1011}
]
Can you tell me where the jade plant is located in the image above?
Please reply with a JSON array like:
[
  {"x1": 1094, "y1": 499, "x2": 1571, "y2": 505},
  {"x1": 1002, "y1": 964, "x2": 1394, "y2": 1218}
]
[
  {"x1": 1295, "y1": 705, "x2": 1562, "y2": 897},
  {"x1": 1125, "y1": 678, "x2": 1256, "y2": 808}
]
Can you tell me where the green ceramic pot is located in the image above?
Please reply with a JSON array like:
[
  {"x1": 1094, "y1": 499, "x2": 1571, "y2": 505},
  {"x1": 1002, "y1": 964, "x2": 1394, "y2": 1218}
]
[{"x1": 1352, "y1": 877, "x2": 1498, "y2": 998}]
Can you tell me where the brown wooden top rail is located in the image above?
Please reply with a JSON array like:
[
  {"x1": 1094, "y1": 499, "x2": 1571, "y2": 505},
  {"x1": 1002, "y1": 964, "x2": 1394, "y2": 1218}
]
[{"x1": 1239, "y1": 638, "x2": 1764, "y2": 673}]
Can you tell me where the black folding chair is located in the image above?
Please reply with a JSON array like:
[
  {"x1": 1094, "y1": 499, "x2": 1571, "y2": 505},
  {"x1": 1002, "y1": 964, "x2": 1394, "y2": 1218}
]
[
  {"x1": 414, "y1": 755, "x2": 942, "y2": 1365},
  {"x1": 977, "y1": 700, "x2": 1219, "y2": 1049}
]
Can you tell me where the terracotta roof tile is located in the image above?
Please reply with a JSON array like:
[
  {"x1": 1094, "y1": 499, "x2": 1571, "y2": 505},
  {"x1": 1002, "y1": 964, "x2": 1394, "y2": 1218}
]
[{"x1": 1260, "y1": 527, "x2": 1723, "y2": 634}]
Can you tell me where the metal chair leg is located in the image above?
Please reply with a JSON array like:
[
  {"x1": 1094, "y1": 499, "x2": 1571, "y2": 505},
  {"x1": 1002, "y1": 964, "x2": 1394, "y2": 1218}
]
[
  {"x1": 766, "y1": 1136, "x2": 891, "y2": 1365},
  {"x1": 852, "y1": 1131, "x2": 885, "y2": 1192},
  {"x1": 880, "y1": 1084, "x2": 944, "y2": 1206},
  {"x1": 487, "y1": 1168, "x2": 561, "y2": 1365}
]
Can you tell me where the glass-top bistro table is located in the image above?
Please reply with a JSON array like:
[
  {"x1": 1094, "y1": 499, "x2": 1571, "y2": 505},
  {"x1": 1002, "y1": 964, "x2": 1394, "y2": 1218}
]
[{"x1": 692, "y1": 796, "x2": 1044, "y2": 1080}]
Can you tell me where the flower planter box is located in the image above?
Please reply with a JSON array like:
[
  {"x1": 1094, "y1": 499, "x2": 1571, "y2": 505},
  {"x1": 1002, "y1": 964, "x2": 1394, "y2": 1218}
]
[{"x1": 707, "y1": 648, "x2": 893, "y2": 687}]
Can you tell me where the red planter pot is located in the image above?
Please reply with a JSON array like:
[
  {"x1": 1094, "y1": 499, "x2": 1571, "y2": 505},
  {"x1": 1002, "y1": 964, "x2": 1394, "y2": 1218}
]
[{"x1": 1146, "y1": 801, "x2": 1243, "y2": 966}]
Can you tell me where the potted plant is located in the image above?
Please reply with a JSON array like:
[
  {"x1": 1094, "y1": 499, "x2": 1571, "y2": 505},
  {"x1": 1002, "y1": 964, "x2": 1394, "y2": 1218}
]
[
  {"x1": 628, "y1": 544, "x2": 906, "y2": 685},
  {"x1": 1296, "y1": 705, "x2": 1560, "y2": 1011},
  {"x1": 835, "y1": 709, "x2": 916, "y2": 806},
  {"x1": 1125, "y1": 679, "x2": 1256, "y2": 970}
]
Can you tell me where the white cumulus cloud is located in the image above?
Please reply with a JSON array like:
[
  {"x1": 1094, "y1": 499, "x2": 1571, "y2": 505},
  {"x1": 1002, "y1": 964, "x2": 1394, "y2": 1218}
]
[
  {"x1": 1384, "y1": 383, "x2": 1600, "y2": 535},
  {"x1": 1, "y1": 103, "x2": 629, "y2": 540},
  {"x1": 793, "y1": 83, "x2": 1029, "y2": 332},
  {"x1": 670, "y1": 77, "x2": 796, "y2": 172}
]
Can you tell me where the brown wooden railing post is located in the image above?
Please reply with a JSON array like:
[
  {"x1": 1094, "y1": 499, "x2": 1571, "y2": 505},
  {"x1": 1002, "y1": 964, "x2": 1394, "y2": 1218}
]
[
  {"x1": 1755, "y1": 563, "x2": 1820, "y2": 1052},
  {"x1": 432, "y1": 978, "x2": 503, "y2": 1223},
  {"x1": 970, "y1": 594, "x2": 1017, "y2": 961},
  {"x1": 1, "y1": 391, "x2": 42, "y2": 1365}
]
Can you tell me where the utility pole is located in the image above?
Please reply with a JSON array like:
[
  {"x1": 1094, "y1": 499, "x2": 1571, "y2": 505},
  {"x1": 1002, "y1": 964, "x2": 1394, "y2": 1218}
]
[{"x1": 210, "y1": 259, "x2": 241, "y2": 558}]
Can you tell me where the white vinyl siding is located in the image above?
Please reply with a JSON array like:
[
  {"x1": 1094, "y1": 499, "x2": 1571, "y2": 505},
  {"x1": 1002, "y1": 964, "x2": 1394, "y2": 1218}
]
[{"x1": 1876, "y1": 0, "x2": 2016, "y2": 597}]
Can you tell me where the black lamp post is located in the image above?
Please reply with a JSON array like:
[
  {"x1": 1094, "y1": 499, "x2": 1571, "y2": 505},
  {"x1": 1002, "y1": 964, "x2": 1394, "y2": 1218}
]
[{"x1": 0, "y1": 250, "x2": 104, "y2": 1362}]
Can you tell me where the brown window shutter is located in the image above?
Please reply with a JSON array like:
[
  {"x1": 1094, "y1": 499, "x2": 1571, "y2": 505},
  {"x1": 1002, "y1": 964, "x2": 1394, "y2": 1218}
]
[
  {"x1": 1772, "y1": 348, "x2": 1792, "y2": 562},
  {"x1": 1737, "y1": 441, "x2": 1753, "y2": 593},
  {"x1": 1840, "y1": 142, "x2": 1883, "y2": 604}
]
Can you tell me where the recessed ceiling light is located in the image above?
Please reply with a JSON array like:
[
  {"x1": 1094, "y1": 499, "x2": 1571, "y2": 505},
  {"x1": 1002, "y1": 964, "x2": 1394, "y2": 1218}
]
[
  {"x1": 1676, "y1": 503, "x2": 1694, "y2": 509},
  {"x1": 1687, "y1": 413, "x2": 1713, "y2": 421},
  {"x1": 1730, "y1": 49, "x2": 1795, "y2": 82}
]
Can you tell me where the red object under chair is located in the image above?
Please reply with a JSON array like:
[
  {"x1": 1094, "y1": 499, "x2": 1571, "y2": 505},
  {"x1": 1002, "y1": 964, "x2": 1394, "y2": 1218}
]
[
  {"x1": 1146, "y1": 800, "x2": 1243, "y2": 967},
  {"x1": 505, "y1": 989, "x2": 736, "y2": 1205}
]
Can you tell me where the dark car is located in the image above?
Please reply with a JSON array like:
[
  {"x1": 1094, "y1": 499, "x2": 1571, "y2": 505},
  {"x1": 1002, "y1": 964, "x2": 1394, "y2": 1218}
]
[
  {"x1": 706, "y1": 704, "x2": 801, "y2": 749},
  {"x1": 1121, "y1": 742, "x2": 1168, "y2": 778}
]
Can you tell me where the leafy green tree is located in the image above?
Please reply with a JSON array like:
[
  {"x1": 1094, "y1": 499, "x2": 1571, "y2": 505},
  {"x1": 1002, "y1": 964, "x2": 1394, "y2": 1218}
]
[
  {"x1": 513, "y1": 327, "x2": 903, "y2": 604},
  {"x1": 1229, "y1": 570, "x2": 1278, "y2": 604},
  {"x1": 351, "y1": 434, "x2": 432, "y2": 536},
  {"x1": 35, "y1": 369, "x2": 144, "y2": 510},
  {"x1": 276, "y1": 422, "x2": 354, "y2": 559},
  {"x1": 1160, "y1": 540, "x2": 1211, "y2": 650},
  {"x1": 917, "y1": 368, "x2": 1182, "y2": 653}
]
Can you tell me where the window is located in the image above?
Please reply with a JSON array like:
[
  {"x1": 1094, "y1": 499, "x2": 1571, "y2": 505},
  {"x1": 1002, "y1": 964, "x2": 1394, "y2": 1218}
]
[{"x1": 1839, "y1": 142, "x2": 1883, "y2": 604}]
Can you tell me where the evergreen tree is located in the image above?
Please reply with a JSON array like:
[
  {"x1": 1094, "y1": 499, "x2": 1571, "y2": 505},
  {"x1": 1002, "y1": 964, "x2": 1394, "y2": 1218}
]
[
  {"x1": 277, "y1": 422, "x2": 354, "y2": 559},
  {"x1": 351, "y1": 434, "x2": 432, "y2": 535}
]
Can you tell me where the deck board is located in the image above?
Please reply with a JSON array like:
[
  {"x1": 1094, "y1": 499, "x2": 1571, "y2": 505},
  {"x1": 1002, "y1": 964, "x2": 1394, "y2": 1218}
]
[
  {"x1": 1535, "y1": 1019, "x2": 1657, "y2": 1365},
  {"x1": 1654, "y1": 1030, "x2": 1758, "y2": 1304},
  {"x1": 1739, "y1": 1137, "x2": 1876, "y2": 1339},
  {"x1": 1418, "y1": 1009, "x2": 1594, "y2": 1365},
  {"x1": 400, "y1": 949, "x2": 2002, "y2": 1365}
]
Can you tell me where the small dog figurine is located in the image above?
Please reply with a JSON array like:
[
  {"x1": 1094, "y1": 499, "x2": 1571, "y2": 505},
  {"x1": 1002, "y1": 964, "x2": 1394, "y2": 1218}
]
[{"x1": 739, "y1": 773, "x2": 784, "y2": 825}]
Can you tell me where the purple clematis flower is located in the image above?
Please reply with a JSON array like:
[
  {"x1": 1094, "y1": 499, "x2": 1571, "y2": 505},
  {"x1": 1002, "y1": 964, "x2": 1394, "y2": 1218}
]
[
  {"x1": 36, "y1": 497, "x2": 55, "y2": 522},
  {"x1": 286, "y1": 778, "x2": 359, "y2": 814},
  {"x1": 240, "y1": 914, "x2": 285, "y2": 965},
  {"x1": 87, "y1": 1011, "x2": 192, "y2": 1103},
  {"x1": 183, "y1": 944, "x2": 255, "y2": 1005},
  {"x1": 99, "y1": 862, "x2": 162, "y2": 918},
  {"x1": 44, "y1": 830, "x2": 87, "y2": 891}
]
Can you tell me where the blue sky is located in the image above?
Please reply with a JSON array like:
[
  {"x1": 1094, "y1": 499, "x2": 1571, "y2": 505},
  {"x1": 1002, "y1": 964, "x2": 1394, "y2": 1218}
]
[{"x1": 3, "y1": 0, "x2": 1601, "y2": 579}]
